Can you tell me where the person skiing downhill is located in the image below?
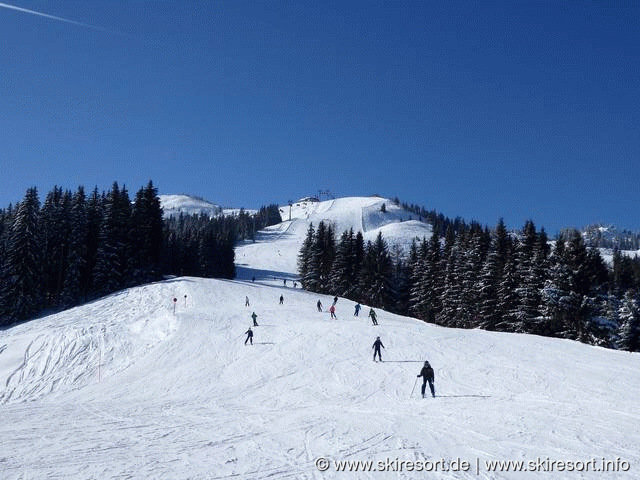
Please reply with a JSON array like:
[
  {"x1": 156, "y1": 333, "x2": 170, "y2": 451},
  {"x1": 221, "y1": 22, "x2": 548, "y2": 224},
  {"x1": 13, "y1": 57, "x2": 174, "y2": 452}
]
[
  {"x1": 251, "y1": 312, "x2": 258, "y2": 326},
  {"x1": 368, "y1": 308, "x2": 378, "y2": 325},
  {"x1": 354, "y1": 303, "x2": 361, "y2": 316},
  {"x1": 372, "y1": 336, "x2": 385, "y2": 362},
  {"x1": 329, "y1": 304, "x2": 337, "y2": 319},
  {"x1": 317, "y1": 300, "x2": 323, "y2": 312},
  {"x1": 279, "y1": 294, "x2": 284, "y2": 305},
  {"x1": 245, "y1": 296, "x2": 250, "y2": 307},
  {"x1": 417, "y1": 361, "x2": 435, "y2": 398},
  {"x1": 244, "y1": 327, "x2": 254, "y2": 345}
]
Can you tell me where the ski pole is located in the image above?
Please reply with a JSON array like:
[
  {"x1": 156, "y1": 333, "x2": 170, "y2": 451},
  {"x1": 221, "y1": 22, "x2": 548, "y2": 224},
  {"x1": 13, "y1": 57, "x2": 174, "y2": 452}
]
[{"x1": 410, "y1": 377, "x2": 418, "y2": 398}]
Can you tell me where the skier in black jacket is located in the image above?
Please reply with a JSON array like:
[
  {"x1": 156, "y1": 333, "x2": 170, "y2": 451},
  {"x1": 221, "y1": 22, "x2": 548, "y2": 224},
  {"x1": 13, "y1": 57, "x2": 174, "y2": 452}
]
[
  {"x1": 417, "y1": 361, "x2": 435, "y2": 398},
  {"x1": 244, "y1": 327, "x2": 254, "y2": 345},
  {"x1": 372, "y1": 336, "x2": 385, "y2": 362}
]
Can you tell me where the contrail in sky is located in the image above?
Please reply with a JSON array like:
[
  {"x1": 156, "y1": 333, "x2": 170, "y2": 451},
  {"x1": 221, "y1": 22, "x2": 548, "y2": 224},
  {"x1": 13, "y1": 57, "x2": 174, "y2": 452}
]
[{"x1": 0, "y1": 2, "x2": 117, "y2": 33}]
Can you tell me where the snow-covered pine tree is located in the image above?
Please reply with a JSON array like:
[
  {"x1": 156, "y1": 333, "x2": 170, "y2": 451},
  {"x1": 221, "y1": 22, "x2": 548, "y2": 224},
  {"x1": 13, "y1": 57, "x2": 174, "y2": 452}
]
[
  {"x1": 329, "y1": 229, "x2": 354, "y2": 297},
  {"x1": 408, "y1": 238, "x2": 428, "y2": 320},
  {"x1": 617, "y1": 290, "x2": 640, "y2": 351},
  {"x1": 359, "y1": 232, "x2": 394, "y2": 310},
  {"x1": 297, "y1": 223, "x2": 315, "y2": 290}
]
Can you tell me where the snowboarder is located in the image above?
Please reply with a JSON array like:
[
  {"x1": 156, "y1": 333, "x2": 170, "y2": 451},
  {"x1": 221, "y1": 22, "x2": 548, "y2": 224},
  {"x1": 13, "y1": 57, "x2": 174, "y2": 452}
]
[
  {"x1": 354, "y1": 303, "x2": 361, "y2": 316},
  {"x1": 251, "y1": 312, "x2": 258, "y2": 326},
  {"x1": 244, "y1": 327, "x2": 254, "y2": 345},
  {"x1": 372, "y1": 336, "x2": 385, "y2": 362},
  {"x1": 417, "y1": 361, "x2": 435, "y2": 398},
  {"x1": 329, "y1": 304, "x2": 337, "y2": 319},
  {"x1": 317, "y1": 300, "x2": 323, "y2": 312},
  {"x1": 279, "y1": 294, "x2": 284, "y2": 305},
  {"x1": 368, "y1": 308, "x2": 378, "y2": 325},
  {"x1": 245, "y1": 296, "x2": 250, "y2": 307}
]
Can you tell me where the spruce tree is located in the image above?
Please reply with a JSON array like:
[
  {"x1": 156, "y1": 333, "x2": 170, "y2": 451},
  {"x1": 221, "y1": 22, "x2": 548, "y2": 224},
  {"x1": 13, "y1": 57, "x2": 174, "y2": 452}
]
[
  {"x1": 617, "y1": 290, "x2": 640, "y2": 351},
  {"x1": 61, "y1": 186, "x2": 89, "y2": 307},
  {"x1": 1, "y1": 188, "x2": 43, "y2": 323},
  {"x1": 131, "y1": 181, "x2": 164, "y2": 282}
]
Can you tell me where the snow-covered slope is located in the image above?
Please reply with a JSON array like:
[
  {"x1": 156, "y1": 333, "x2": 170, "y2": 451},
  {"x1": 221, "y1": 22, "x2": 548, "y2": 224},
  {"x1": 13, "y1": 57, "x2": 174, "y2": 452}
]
[
  {"x1": 1, "y1": 196, "x2": 639, "y2": 479},
  {"x1": 160, "y1": 194, "x2": 223, "y2": 218},
  {"x1": 235, "y1": 196, "x2": 433, "y2": 278},
  {"x1": 160, "y1": 194, "x2": 256, "y2": 218},
  {"x1": 1, "y1": 277, "x2": 638, "y2": 479}
]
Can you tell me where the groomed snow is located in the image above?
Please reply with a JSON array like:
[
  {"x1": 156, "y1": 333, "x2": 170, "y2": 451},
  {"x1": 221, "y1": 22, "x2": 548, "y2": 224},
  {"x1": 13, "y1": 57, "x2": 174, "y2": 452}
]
[{"x1": 1, "y1": 197, "x2": 638, "y2": 479}]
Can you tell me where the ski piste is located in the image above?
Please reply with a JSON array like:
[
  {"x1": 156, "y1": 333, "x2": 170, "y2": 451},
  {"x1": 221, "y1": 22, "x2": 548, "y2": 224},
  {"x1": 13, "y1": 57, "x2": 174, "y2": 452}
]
[{"x1": 1, "y1": 196, "x2": 638, "y2": 479}]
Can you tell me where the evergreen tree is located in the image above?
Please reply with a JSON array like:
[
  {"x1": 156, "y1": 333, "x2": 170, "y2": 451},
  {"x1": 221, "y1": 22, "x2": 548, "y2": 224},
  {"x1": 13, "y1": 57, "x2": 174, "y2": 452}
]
[
  {"x1": 131, "y1": 181, "x2": 164, "y2": 283},
  {"x1": 61, "y1": 186, "x2": 89, "y2": 307},
  {"x1": 1, "y1": 188, "x2": 43, "y2": 323},
  {"x1": 298, "y1": 223, "x2": 317, "y2": 290},
  {"x1": 358, "y1": 233, "x2": 394, "y2": 309},
  {"x1": 617, "y1": 290, "x2": 640, "y2": 351},
  {"x1": 40, "y1": 186, "x2": 72, "y2": 307},
  {"x1": 329, "y1": 229, "x2": 355, "y2": 297},
  {"x1": 92, "y1": 183, "x2": 132, "y2": 296}
]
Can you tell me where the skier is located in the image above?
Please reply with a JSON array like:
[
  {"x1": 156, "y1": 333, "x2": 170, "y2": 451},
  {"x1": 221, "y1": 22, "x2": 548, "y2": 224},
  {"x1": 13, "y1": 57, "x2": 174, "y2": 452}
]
[
  {"x1": 244, "y1": 327, "x2": 254, "y2": 345},
  {"x1": 372, "y1": 336, "x2": 385, "y2": 362},
  {"x1": 317, "y1": 300, "x2": 323, "y2": 312},
  {"x1": 329, "y1": 304, "x2": 337, "y2": 319},
  {"x1": 279, "y1": 294, "x2": 284, "y2": 305},
  {"x1": 333, "y1": 296, "x2": 338, "y2": 305},
  {"x1": 368, "y1": 308, "x2": 378, "y2": 325},
  {"x1": 251, "y1": 311, "x2": 258, "y2": 326},
  {"x1": 354, "y1": 303, "x2": 361, "y2": 316},
  {"x1": 417, "y1": 361, "x2": 435, "y2": 398},
  {"x1": 245, "y1": 296, "x2": 250, "y2": 307}
]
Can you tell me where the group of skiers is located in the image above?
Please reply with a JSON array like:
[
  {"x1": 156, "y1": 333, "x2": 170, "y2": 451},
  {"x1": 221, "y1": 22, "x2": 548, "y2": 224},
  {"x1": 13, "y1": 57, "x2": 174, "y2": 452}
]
[{"x1": 243, "y1": 293, "x2": 435, "y2": 398}]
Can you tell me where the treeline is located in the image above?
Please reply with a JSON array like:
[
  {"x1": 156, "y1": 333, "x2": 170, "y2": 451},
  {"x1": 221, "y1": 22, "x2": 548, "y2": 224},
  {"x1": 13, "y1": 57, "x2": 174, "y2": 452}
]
[
  {"x1": 0, "y1": 182, "x2": 281, "y2": 326},
  {"x1": 575, "y1": 225, "x2": 640, "y2": 251},
  {"x1": 298, "y1": 220, "x2": 640, "y2": 352}
]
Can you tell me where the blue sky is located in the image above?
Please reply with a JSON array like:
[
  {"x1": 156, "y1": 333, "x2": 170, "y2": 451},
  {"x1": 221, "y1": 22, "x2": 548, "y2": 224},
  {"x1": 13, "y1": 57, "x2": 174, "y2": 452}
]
[{"x1": 1, "y1": 1, "x2": 638, "y2": 235}]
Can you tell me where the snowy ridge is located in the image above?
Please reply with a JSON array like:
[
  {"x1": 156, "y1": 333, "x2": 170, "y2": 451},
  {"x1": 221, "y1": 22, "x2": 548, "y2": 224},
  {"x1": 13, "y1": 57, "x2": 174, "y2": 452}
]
[
  {"x1": 160, "y1": 194, "x2": 257, "y2": 218},
  {"x1": 0, "y1": 196, "x2": 639, "y2": 479},
  {"x1": 236, "y1": 197, "x2": 432, "y2": 277}
]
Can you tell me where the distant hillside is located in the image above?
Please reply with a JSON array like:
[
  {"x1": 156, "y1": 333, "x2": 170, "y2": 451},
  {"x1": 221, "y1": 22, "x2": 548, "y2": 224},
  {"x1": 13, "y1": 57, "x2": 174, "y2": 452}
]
[
  {"x1": 159, "y1": 194, "x2": 257, "y2": 218},
  {"x1": 576, "y1": 224, "x2": 640, "y2": 250},
  {"x1": 159, "y1": 194, "x2": 222, "y2": 218}
]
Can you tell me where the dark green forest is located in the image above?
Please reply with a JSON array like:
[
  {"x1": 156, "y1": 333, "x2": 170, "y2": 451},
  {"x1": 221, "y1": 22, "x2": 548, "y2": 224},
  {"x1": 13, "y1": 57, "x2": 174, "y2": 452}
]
[
  {"x1": 298, "y1": 216, "x2": 640, "y2": 352},
  {"x1": 0, "y1": 182, "x2": 281, "y2": 327}
]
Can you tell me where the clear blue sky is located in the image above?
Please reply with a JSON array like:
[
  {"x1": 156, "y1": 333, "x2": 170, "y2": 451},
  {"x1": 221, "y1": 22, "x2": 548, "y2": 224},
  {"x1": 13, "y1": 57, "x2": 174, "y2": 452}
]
[{"x1": 1, "y1": 1, "x2": 638, "y2": 234}]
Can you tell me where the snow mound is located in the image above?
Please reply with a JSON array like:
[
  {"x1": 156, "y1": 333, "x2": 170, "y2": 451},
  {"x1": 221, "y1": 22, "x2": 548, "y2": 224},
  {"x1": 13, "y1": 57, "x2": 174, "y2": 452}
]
[
  {"x1": 0, "y1": 283, "x2": 178, "y2": 404},
  {"x1": 159, "y1": 194, "x2": 222, "y2": 218}
]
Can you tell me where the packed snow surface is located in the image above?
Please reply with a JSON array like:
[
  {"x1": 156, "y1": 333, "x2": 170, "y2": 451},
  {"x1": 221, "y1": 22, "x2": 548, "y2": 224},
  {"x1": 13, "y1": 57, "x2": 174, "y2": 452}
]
[
  {"x1": 1, "y1": 197, "x2": 639, "y2": 479},
  {"x1": 236, "y1": 196, "x2": 433, "y2": 278}
]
